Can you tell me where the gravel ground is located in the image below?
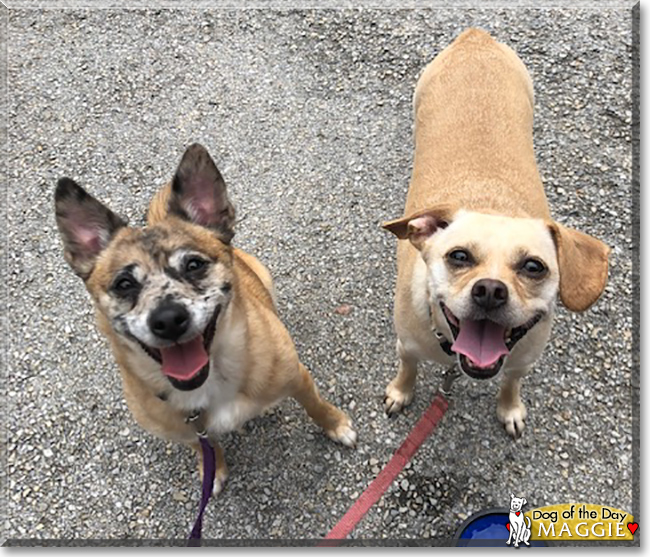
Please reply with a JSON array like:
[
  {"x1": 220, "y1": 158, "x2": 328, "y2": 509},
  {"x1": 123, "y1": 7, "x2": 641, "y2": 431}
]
[{"x1": 3, "y1": 5, "x2": 637, "y2": 545}]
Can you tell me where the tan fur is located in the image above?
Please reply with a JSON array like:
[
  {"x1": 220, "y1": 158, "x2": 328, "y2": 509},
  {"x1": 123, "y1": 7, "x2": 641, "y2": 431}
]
[
  {"x1": 58, "y1": 155, "x2": 356, "y2": 495},
  {"x1": 382, "y1": 29, "x2": 610, "y2": 438},
  {"x1": 548, "y1": 222, "x2": 609, "y2": 312},
  {"x1": 117, "y1": 212, "x2": 352, "y2": 487},
  {"x1": 149, "y1": 183, "x2": 277, "y2": 306}
]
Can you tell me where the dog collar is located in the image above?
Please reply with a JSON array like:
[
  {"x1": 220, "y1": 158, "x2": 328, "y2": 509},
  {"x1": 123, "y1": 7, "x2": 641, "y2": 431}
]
[
  {"x1": 427, "y1": 303, "x2": 455, "y2": 357},
  {"x1": 434, "y1": 330, "x2": 455, "y2": 357}
]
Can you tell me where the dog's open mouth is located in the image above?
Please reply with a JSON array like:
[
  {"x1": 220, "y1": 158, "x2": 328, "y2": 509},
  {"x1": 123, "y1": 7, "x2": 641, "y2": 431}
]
[
  {"x1": 135, "y1": 305, "x2": 221, "y2": 390},
  {"x1": 440, "y1": 303, "x2": 542, "y2": 380}
]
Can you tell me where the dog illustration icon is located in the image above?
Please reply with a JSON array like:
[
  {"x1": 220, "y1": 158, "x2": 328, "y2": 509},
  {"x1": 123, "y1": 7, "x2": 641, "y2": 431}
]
[{"x1": 506, "y1": 494, "x2": 532, "y2": 547}]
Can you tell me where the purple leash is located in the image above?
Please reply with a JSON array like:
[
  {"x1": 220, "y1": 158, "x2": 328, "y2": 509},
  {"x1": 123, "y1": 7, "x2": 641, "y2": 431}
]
[{"x1": 186, "y1": 414, "x2": 216, "y2": 544}]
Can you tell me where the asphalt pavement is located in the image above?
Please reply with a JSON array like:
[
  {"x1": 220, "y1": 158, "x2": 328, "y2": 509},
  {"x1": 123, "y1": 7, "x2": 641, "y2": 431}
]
[{"x1": 3, "y1": 4, "x2": 637, "y2": 544}]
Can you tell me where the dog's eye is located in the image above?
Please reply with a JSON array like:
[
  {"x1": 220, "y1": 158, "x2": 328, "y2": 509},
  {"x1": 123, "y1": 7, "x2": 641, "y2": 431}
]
[
  {"x1": 447, "y1": 249, "x2": 473, "y2": 266},
  {"x1": 185, "y1": 257, "x2": 207, "y2": 273},
  {"x1": 521, "y1": 258, "x2": 547, "y2": 277},
  {"x1": 113, "y1": 276, "x2": 137, "y2": 293}
]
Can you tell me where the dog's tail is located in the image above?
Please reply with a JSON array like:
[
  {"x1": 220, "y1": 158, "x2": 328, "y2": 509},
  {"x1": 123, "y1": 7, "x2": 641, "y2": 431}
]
[{"x1": 525, "y1": 516, "x2": 532, "y2": 529}]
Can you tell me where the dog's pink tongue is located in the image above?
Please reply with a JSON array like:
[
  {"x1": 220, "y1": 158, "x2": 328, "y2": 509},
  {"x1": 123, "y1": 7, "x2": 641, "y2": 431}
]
[
  {"x1": 160, "y1": 336, "x2": 209, "y2": 381},
  {"x1": 451, "y1": 319, "x2": 509, "y2": 368}
]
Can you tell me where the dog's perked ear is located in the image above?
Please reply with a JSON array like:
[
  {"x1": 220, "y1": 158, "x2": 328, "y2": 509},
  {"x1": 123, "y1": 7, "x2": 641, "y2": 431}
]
[
  {"x1": 547, "y1": 221, "x2": 610, "y2": 312},
  {"x1": 382, "y1": 204, "x2": 456, "y2": 250},
  {"x1": 54, "y1": 178, "x2": 127, "y2": 280},
  {"x1": 168, "y1": 143, "x2": 236, "y2": 243}
]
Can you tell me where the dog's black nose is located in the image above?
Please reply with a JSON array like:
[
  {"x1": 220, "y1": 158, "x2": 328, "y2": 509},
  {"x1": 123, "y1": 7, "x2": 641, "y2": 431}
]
[
  {"x1": 148, "y1": 302, "x2": 190, "y2": 341},
  {"x1": 472, "y1": 279, "x2": 509, "y2": 310}
]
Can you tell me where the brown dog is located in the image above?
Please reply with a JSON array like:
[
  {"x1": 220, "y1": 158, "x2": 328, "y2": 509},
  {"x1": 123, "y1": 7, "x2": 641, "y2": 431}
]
[
  {"x1": 382, "y1": 29, "x2": 610, "y2": 438},
  {"x1": 55, "y1": 143, "x2": 356, "y2": 492}
]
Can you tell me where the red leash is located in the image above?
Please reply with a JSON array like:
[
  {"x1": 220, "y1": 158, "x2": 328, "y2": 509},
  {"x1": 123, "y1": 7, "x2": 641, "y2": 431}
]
[{"x1": 320, "y1": 368, "x2": 459, "y2": 543}]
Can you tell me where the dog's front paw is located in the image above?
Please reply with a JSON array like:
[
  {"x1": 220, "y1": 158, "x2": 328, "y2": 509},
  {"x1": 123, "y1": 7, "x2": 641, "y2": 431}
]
[
  {"x1": 212, "y1": 465, "x2": 229, "y2": 496},
  {"x1": 497, "y1": 400, "x2": 527, "y2": 440},
  {"x1": 197, "y1": 444, "x2": 229, "y2": 496},
  {"x1": 384, "y1": 378, "x2": 414, "y2": 416},
  {"x1": 326, "y1": 414, "x2": 357, "y2": 448}
]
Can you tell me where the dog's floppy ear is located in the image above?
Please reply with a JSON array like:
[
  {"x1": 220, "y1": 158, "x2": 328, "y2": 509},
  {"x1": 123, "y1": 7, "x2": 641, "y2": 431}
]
[
  {"x1": 382, "y1": 205, "x2": 455, "y2": 250},
  {"x1": 547, "y1": 221, "x2": 610, "y2": 312},
  {"x1": 54, "y1": 178, "x2": 127, "y2": 280},
  {"x1": 168, "y1": 143, "x2": 236, "y2": 243}
]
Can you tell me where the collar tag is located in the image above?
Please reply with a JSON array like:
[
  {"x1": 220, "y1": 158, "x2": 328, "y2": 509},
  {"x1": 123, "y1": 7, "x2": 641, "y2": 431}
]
[{"x1": 185, "y1": 410, "x2": 208, "y2": 438}]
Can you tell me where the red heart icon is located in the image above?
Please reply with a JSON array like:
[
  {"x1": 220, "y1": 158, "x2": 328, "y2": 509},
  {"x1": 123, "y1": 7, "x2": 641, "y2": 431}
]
[
  {"x1": 516, "y1": 511, "x2": 521, "y2": 516},
  {"x1": 628, "y1": 523, "x2": 638, "y2": 535},
  {"x1": 506, "y1": 523, "x2": 510, "y2": 531}
]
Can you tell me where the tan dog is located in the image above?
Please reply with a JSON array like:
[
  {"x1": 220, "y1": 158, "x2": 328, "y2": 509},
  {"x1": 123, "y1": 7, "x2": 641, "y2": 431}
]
[
  {"x1": 382, "y1": 29, "x2": 609, "y2": 438},
  {"x1": 55, "y1": 143, "x2": 356, "y2": 492}
]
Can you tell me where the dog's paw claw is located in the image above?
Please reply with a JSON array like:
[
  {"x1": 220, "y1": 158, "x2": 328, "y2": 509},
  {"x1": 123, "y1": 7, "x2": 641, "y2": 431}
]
[
  {"x1": 504, "y1": 418, "x2": 525, "y2": 439},
  {"x1": 497, "y1": 402, "x2": 527, "y2": 440},
  {"x1": 384, "y1": 381, "x2": 414, "y2": 416},
  {"x1": 327, "y1": 418, "x2": 357, "y2": 448}
]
